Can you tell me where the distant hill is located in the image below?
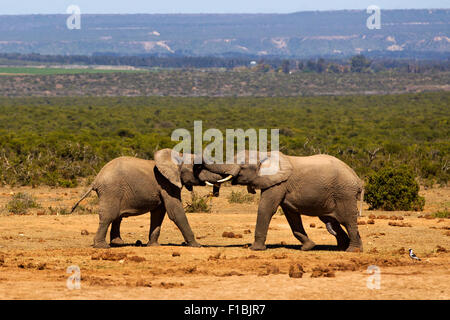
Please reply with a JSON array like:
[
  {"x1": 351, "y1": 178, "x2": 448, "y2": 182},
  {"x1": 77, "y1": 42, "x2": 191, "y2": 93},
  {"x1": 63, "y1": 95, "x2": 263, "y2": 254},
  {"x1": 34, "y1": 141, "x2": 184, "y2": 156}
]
[{"x1": 0, "y1": 9, "x2": 448, "y2": 58}]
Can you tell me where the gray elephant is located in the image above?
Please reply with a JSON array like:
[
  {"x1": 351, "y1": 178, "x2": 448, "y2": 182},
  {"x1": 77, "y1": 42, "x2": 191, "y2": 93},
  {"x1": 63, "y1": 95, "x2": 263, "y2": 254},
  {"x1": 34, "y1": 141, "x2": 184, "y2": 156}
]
[
  {"x1": 202, "y1": 151, "x2": 364, "y2": 252},
  {"x1": 71, "y1": 148, "x2": 224, "y2": 248}
]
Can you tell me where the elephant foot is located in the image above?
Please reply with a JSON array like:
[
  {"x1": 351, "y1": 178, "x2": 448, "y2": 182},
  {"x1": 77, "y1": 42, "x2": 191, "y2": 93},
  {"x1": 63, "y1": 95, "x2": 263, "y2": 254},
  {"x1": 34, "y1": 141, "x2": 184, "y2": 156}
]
[
  {"x1": 337, "y1": 241, "x2": 350, "y2": 251},
  {"x1": 110, "y1": 237, "x2": 125, "y2": 247},
  {"x1": 250, "y1": 242, "x2": 267, "y2": 251},
  {"x1": 146, "y1": 241, "x2": 160, "y2": 247},
  {"x1": 93, "y1": 241, "x2": 110, "y2": 249},
  {"x1": 182, "y1": 241, "x2": 202, "y2": 248},
  {"x1": 300, "y1": 240, "x2": 316, "y2": 251},
  {"x1": 336, "y1": 234, "x2": 351, "y2": 251},
  {"x1": 346, "y1": 246, "x2": 362, "y2": 253}
]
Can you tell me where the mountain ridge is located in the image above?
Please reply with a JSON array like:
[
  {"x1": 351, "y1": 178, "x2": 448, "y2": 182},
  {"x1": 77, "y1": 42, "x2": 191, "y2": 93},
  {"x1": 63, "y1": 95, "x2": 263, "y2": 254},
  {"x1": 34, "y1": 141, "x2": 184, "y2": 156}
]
[{"x1": 0, "y1": 9, "x2": 448, "y2": 58}]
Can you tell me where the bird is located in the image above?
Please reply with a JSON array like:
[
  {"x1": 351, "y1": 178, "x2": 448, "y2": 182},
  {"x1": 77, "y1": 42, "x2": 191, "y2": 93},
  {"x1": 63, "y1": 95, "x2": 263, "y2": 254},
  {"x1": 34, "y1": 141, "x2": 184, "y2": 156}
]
[{"x1": 409, "y1": 248, "x2": 421, "y2": 261}]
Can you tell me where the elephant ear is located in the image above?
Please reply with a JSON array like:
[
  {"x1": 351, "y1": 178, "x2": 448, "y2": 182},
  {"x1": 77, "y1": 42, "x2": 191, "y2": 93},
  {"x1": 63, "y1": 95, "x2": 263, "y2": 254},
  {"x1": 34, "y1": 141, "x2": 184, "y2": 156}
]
[
  {"x1": 154, "y1": 149, "x2": 183, "y2": 188},
  {"x1": 251, "y1": 151, "x2": 293, "y2": 190}
]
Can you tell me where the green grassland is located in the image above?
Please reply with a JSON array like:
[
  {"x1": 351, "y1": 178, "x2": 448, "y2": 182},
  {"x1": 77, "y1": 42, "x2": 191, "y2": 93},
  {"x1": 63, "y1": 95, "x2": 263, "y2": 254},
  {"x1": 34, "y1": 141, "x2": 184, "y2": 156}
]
[{"x1": 0, "y1": 92, "x2": 448, "y2": 187}]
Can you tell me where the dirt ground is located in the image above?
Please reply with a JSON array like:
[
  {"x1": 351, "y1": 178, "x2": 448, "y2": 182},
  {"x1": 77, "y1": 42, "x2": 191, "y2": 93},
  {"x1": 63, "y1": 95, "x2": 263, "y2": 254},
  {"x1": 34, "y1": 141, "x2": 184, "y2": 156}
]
[{"x1": 0, "y1": 184, "x2": 448, "y2": 300}]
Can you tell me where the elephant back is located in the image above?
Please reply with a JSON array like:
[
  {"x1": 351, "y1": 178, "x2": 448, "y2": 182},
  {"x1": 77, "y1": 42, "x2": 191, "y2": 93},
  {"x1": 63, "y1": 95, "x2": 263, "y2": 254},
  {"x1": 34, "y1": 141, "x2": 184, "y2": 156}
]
[{"x1": 284, "y1": 154, "x2": 361, "y2": 198}]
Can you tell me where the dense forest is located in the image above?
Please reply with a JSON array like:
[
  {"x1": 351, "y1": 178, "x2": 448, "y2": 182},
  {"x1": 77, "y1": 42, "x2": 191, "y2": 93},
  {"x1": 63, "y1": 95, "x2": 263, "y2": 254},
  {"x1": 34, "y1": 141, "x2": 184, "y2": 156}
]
[{"x1": 0, "y1": 93, "x2": 448, "y2": 187}]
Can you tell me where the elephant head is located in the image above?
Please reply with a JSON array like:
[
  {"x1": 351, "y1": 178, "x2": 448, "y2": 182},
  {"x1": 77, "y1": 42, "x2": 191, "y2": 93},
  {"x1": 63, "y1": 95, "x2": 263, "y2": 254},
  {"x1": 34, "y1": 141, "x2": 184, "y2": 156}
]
[
  {"x1": 154, "y1": 148, "x2": 225, "y2": 195},
  {"x1": 202, "y1": 150, "x2": 293, "y2": 191}
]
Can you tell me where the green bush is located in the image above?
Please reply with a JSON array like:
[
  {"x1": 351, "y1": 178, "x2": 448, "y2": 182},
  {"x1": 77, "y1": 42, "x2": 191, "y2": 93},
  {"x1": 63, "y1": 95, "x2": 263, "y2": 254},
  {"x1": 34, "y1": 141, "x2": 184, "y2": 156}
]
[
  {"x1": 184, "y1": 192, "x2": 211, "y2": 213},
  {"x1": 48, "y1": 206, "x2": 70, "y2": 215},
  {"x1": 364, "y1": 166, "x2": 425, "y2": 211},
  {"x1": 227, "y1": 190, "x2": 254, "y2": 204},
  {"x1": 432, "y1": 209, "x2": 449, "y2": 219},
  {"x1": 6, "y1": 192, "x2": 40, "y2": 214}
]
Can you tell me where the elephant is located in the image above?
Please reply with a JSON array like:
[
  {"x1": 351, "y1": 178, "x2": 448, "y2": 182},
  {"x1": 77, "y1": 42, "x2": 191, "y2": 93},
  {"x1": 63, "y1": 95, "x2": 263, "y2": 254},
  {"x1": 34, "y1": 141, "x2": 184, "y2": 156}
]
[
  {"x1": 70, "y1": 148, "x2": 224, "y2": 248},
  {"x1": 202, "y1": 151, "x2": 364, "y2": 252}
]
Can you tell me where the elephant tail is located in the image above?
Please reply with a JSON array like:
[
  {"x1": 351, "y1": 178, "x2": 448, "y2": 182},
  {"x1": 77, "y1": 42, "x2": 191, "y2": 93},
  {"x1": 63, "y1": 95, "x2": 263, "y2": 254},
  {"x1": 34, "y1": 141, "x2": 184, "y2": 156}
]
[
  {"x1": 358, "y1": 187, "x2": 364, "y2": 217},
  {"x1": 70, "y1": 185, "x2": 95, "y2": 214}
]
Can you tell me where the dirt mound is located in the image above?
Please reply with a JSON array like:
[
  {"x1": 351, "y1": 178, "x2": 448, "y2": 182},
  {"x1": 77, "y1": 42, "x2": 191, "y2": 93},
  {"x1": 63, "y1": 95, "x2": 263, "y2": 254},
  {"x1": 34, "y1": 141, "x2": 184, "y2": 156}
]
[
  {"x1": 133, "y1": 279, "x2": 152, "y2": 287},
  {"x1": 311, "y1": 267, "x2": 335, "y2": 278},
  {"x1": 159, "y1": 282, "x2": 184, "y2": 289},
  {"x1": 272, "y1": 253, "x2": 287, "y2": 260},
  {"x1": 17, "y1": 262, "x2": 46, "y2": 270},
  {"x1": 288, "y1": 264, "x2": 305, "y2": 278},
  {"x1": 208, "y1": 252, "x2": 225, "y2": 261},
  {"x1": 214, "y1": 271, "x2": 244, "y2": 277},
  {"x1": 389, "y1": 215, "x2": 404, "y2": 220},
  {"x1": 367, "y1": 232, "x2": 385, "y2": 238},
  {"x1": 127, "y1": 256, "x2": 146, "y2": 263},
  {"x1": 84, "y1": 275, "x2": 121, "y2": 287},
  {"x1": 388, "y1": 221, "x2": 412, "y2": 227},
  {"x1": 258, "y1": 264, "x2": 281, "y2": 276},
  {"x1": 222, "y1": 231, "x2": 243, "y2": 238},
  {"x1": 91, "y1": 251, "x2": 127, "y2": 261}
]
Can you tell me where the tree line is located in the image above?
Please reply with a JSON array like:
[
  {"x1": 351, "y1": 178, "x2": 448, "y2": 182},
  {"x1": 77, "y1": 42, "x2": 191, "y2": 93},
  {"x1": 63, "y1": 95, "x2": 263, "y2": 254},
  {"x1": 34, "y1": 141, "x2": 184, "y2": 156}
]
[{"x1": 0, "y1": 52, "x2": 448, "y2": 73}]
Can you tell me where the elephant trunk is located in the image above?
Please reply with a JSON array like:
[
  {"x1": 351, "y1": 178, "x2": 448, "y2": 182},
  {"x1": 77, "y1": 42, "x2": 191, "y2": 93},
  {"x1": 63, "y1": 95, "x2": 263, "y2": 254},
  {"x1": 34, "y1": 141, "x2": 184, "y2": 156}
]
[
  {"x1": 205, "y1": 181, "x2": 221, "y2": 197},
  {"x1": 213, "y1": 184, "x2": 220, "y2": 197},
  {"x1": 203, "y1": 164, "x2": 241, "y2": 181},
  {"x1": 198, "y1": 169, "x2": 224, "y2": 183},
  {"x1": 198, "y1": 169, "x2": 227, "y2": 197}
]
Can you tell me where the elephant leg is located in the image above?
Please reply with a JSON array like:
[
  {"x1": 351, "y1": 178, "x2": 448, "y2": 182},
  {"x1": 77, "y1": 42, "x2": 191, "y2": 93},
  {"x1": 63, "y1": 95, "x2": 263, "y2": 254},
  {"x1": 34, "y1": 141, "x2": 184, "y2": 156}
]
[
  {"x1": 336, "y1": 202, "x2": 363, "y2": 252},
  {"x1": 319, "y1": 216, "x2": 350, "y2": 251},
  {"x1": 94, "y1": 199, "x2": 120, "y2": 249},
  {"x1": 343, "y1": 221, "x2": 363, "y2": 252},
  {"x1": 110, "y1": 217, "x2": 124, "y2": 246},
  {"x1": 147, "y1": 205, "x2": 166, "y2": 246},
  {"x1": 160, "y1": 189, "x2": 201, "y2": 247},
  {"x1": 281, "y1": 204, "x2": 316, "y2": 251},
  {"x1": 251, "y1": 184, "x2": 285, "y2": 251}
]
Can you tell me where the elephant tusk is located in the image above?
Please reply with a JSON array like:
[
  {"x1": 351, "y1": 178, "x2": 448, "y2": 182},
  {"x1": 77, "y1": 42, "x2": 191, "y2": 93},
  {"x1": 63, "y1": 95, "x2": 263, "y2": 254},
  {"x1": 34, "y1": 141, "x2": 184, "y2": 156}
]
[
  {"x1": 217, "y1": 175, "x2": 233, "y2": 183},
  {"x1": 205, "y1": 181, "x2": 214, "y2": 186},
  {"x1": 325, "y1": 222, "x2": 337, "y2": 237}
]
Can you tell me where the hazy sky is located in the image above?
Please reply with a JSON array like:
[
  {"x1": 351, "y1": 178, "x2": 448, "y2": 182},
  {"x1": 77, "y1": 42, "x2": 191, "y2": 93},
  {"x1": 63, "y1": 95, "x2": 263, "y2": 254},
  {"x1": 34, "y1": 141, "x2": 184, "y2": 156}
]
[{"x1": 1, "y1": 0, "x2": 448, "y2": 14}]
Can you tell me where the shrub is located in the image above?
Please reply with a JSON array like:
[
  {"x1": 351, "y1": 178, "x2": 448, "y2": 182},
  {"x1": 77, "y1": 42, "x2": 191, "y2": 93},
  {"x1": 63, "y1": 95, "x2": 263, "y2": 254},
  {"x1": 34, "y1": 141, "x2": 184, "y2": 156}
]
[
  {"x1": 432, "y1": 209, "x2": 449, "y2": 219},
  {"x1": 184, "y1": 192, "x2": 211, "y2": 213},
  {"x1": 6, "y1": 192, "x2": 40, "y2": 214},
  {"x1": 48, "y1": 206, "x2": 70, "y2": 215},
  {"x1": 74, "y1": 205, "x2": 96, "y2": 215},
  {"x1": 227, "y1": 190, "x2": 254, "y2": 204},
  {"x1": 364, "y1": 166, "x2": 425, "y2": 211}
]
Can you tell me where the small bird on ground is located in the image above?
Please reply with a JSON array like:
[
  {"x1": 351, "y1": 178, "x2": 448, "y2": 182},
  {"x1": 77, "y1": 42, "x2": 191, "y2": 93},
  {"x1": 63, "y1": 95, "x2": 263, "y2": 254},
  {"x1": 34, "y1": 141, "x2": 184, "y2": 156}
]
[{"x1": 409, "y1": 248, "x2": 421, "y2": 261}]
